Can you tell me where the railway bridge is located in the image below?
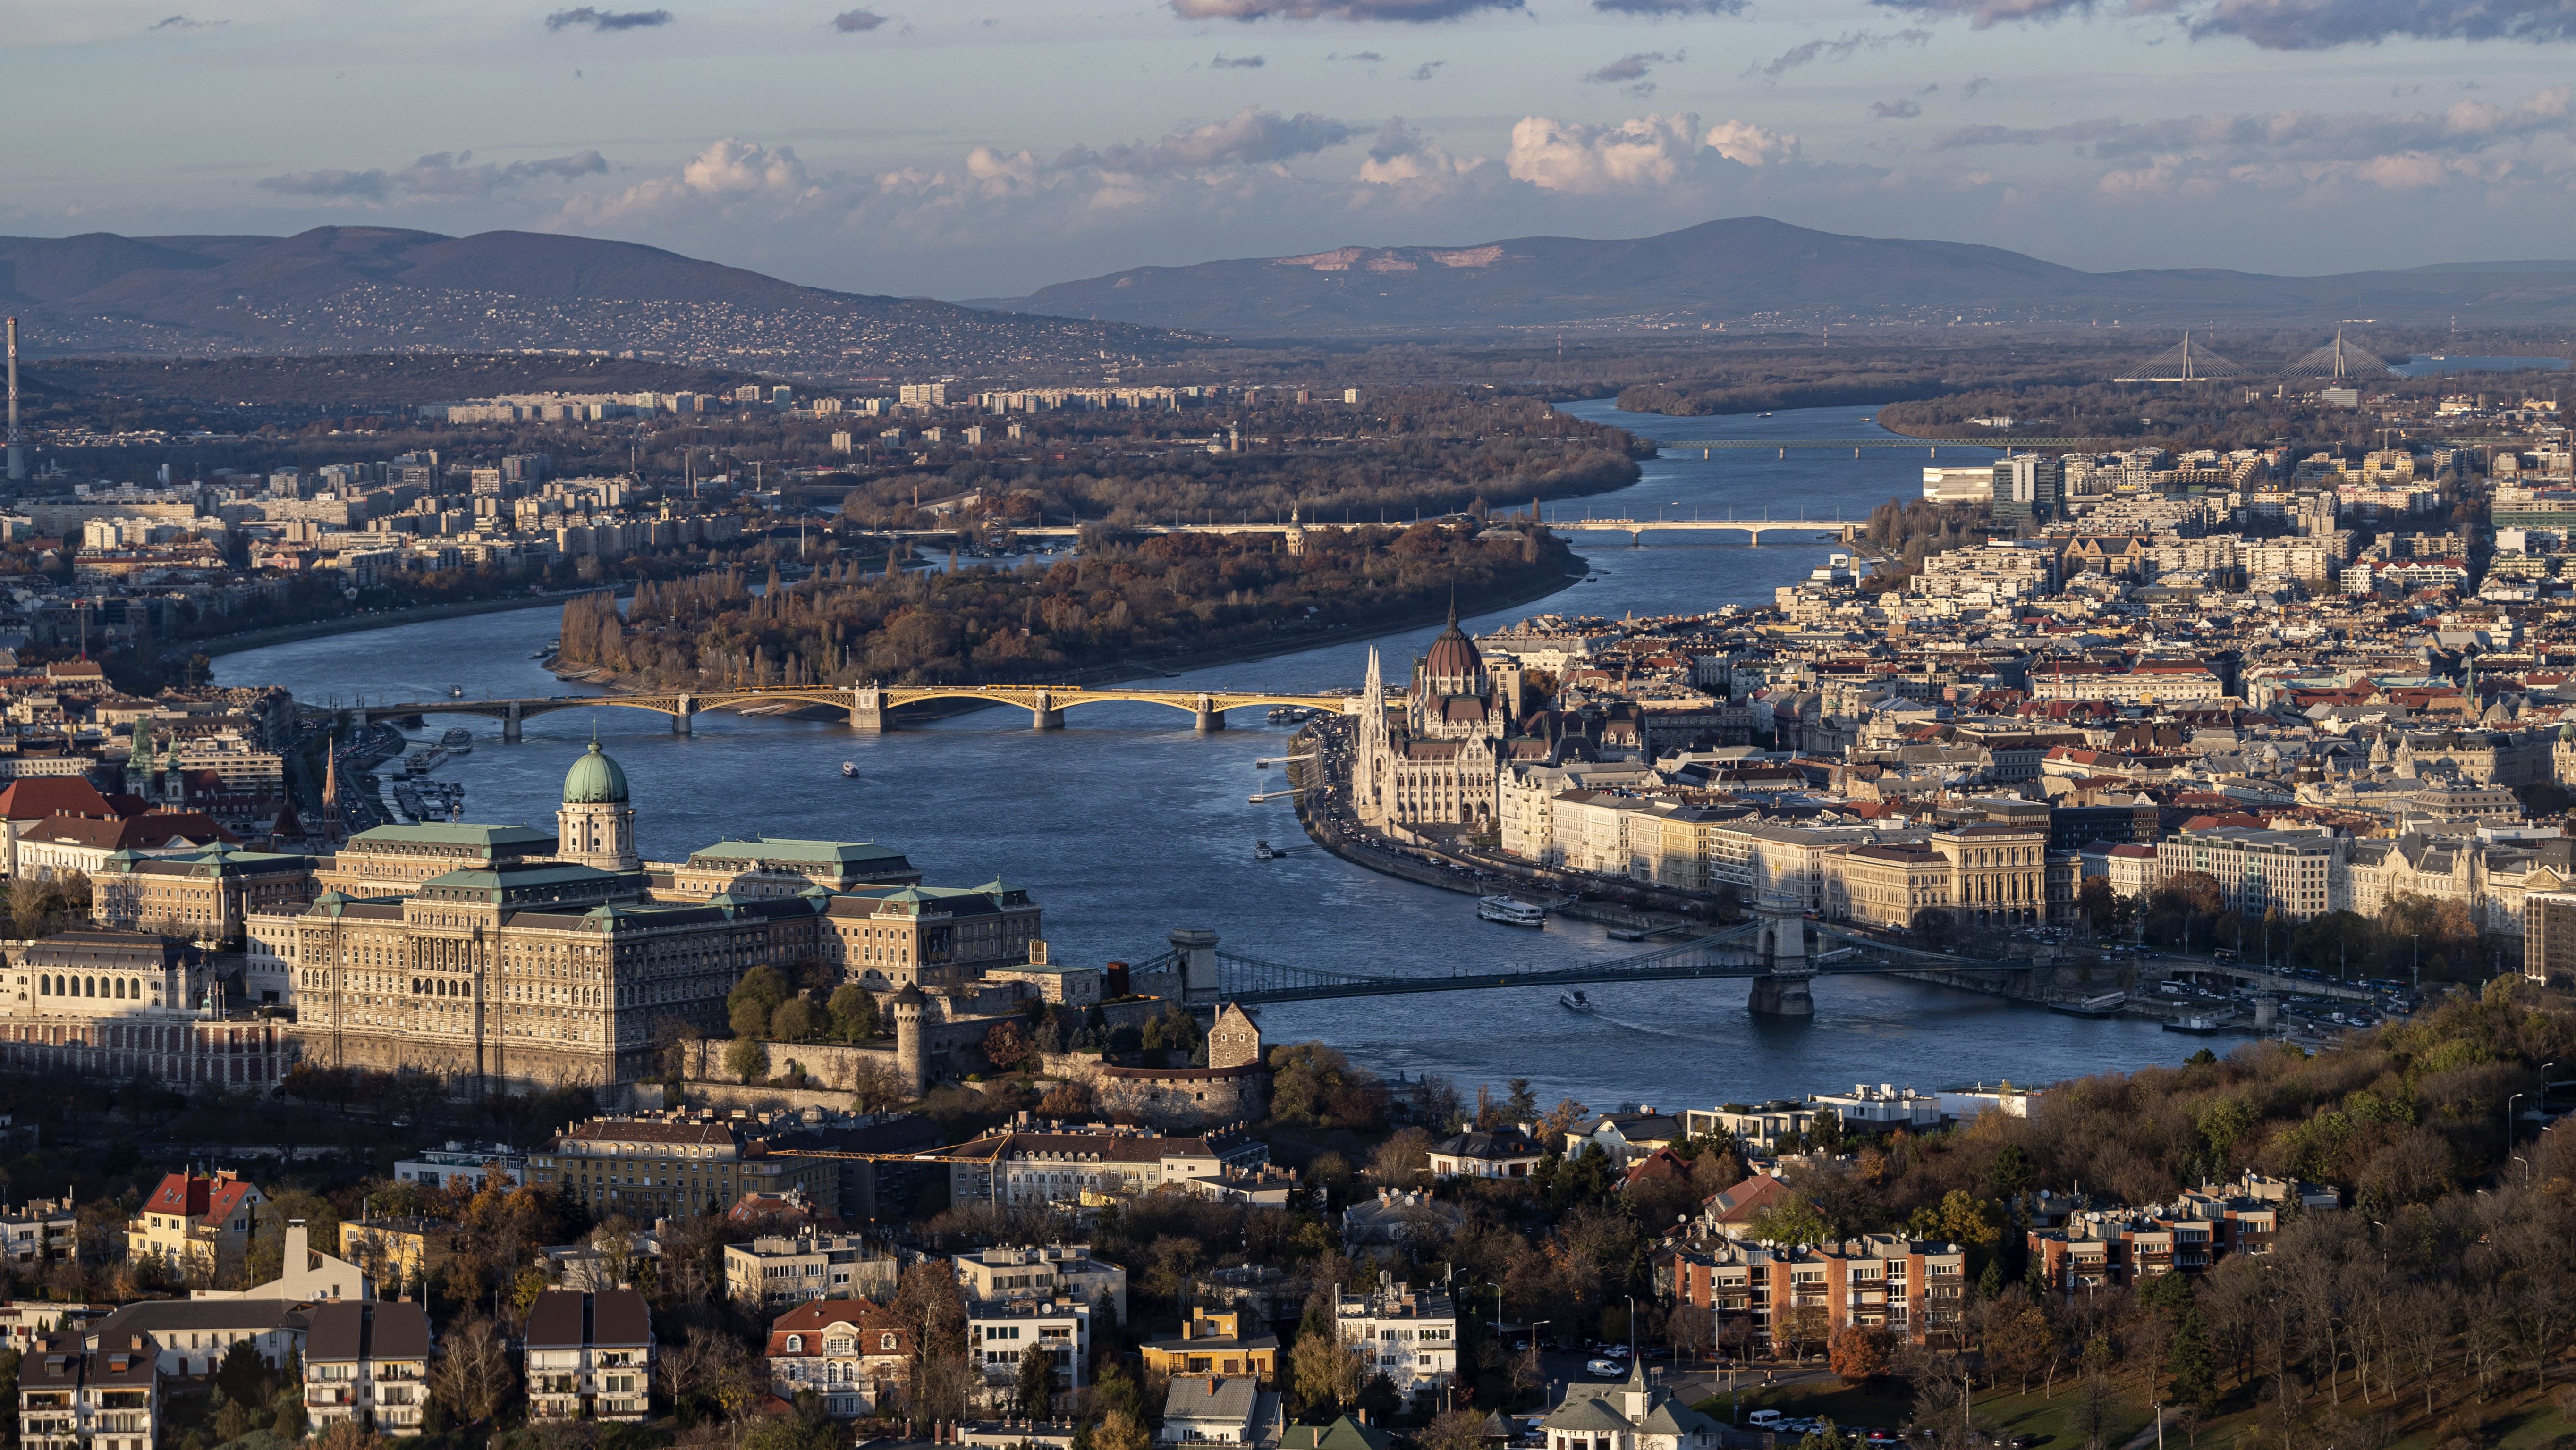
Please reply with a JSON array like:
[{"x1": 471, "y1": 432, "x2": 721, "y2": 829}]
[{"x1": 338, "y1": 683, "x2": 1356, "y2": 739}]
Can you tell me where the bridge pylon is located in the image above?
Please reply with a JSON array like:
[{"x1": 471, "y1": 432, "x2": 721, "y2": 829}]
[
  {"x1": 1170, "y1": 927, "x2": 1219, "y2": 1007},
  {"x1": 1195, "y1": 696, "x2": 1225, "y2": 733},
  {"x1": 851, "y1": 687, "x2": 892, "y2": 733},
  {"x1": 1033, "y1": 691, "x2": 1063, "y2": 731},
  {"x1": 502, "y1": 701, "x2": 521, "y2": 743},
  {"x1": 673, "y1": 695, "x2": 695, "y2": 735},
  {"x1": 1747, "y1": 895, "x2": 1816, "y2": 1019}
]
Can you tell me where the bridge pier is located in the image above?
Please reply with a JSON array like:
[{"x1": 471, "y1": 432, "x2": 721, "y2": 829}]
[
  {"x1": 850, "y1": 687, "x2": 893, "y2": 733},
  {"x1": 1748, "y1": 974, "x2": 1816, "y2": 1018},
  {"x1": 672, "y1": 695, "x2": 695, "y2": 735},
  {"x1": 502, "y1": 701, "x2": 520, "y2": 743},
  {"x1": 350, "y1": 708, "x2": 368, "y2": 732},
  {"x1": 1195, "y1": 697, "x2": 1226, "y2": 733},
  {"x1": 1032, "y1": 692, "x2": 1063, "y2": 731}
]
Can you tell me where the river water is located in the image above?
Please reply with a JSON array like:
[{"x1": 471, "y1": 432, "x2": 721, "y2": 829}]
[{"x1": 213, "y1": 402, "x2": 2186, "y2": 1113}]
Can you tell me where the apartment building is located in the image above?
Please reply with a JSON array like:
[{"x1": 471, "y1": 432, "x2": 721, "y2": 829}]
[
  {"x1": 2025, "y1": 1178, "x2": 2302, "y2": 1291},
  {"x1": 968, "y1": 1297, "x2": 1091, "y2": 1399},
  {"x1": 390, "y1": 1141, "x2": 526, "y2": 1192},
  {"x1": 1679, "y1": 1102, "x2": 1827, "y2": 1156},
  {"x1": 1660, "y1": 1235, "x2": 1969, "y2": 1349},
  {"x1": 1141, "y1": 1308, "x2": 1280, "y2": 1384},
  {"x1": 0, "y1": 1197, "x2": 79, "y2": 1265},
  {"x1": 932, "y1": 1127, "x2": 1269, "y2": 1210},
  {"x1": 1807, "y1": 1084, "x2": 1946, "y2": 1134},
  {"x1": 19, "y1": 1336, "x2": 158, "y2": 1450},
  {"x1": 953, "y1": 1244, "x2": 1129, "y2": 1320},
  {"x1": 1335, "y1": 1277, "x2": 1456, "y2": 1397},
  {"x1": 302, "y1": 1301, "x2": 431, "y2": 1435},
  {"x1": 2155, "y1": 825, "x2": 2338, "y2": 920},
  {"x1": 124, "y1": 1170, "x2": 261, "y2": 1284},
  {"x1": 78, "y1": 1299, "x2": 309, "y2": 1379},
  {"x1": 0, "y1": 1303, "x2": 109, "y2": 1353},
  {"x1": 337, "y1": 1218, "x2": 455, "y2": 1294},
  {"x1": 530, "y1": 1114, "x2": 838, "y2": 1221},
  {"x1": 525, "y1": 1289, "x2": 655, "y2": 1422},
  {"x1": 763, "y1": 1299, "x2": 909, "y2": 1419},
  {"x1": 724, "y1": 1233, "x2": 899, "y2": 1309}
]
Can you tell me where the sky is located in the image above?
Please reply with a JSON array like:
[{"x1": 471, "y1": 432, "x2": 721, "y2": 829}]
[{"x1": 6, "y1": 0, "x2": 2576, "y2": 300}]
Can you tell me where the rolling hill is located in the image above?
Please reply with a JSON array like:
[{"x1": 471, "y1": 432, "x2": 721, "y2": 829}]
[
  {"x1": 0, "y1": 227, "x2": 1193, "y2": 375},
  {"x1": 994, "y1": 216, "x2": 2576, "y2": 337}
]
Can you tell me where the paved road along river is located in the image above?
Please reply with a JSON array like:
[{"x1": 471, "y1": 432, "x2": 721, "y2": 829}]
[{"x1": 214, "y1": 401, "x2": 2188, "y2": 1111}]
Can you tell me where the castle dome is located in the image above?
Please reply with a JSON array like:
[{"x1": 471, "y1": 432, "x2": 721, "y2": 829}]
[
  {"x1": 1424, "y1": 597, "x2": 1481, "y2": 683},
  {"x1": 563, "y1": 740, "x2": 630, "y2": 805}
]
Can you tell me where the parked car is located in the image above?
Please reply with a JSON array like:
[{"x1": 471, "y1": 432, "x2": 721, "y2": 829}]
[
  {"x1": 1585, "y1": 1358, "x2": 1623, "y2": 1377},
  {"x1": 1748, "y1": 1411, "x2": 1785, "y2": 1427}
]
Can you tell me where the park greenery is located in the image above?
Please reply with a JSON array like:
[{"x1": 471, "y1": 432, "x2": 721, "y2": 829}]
[{"x1": 556, "y1": 521, "x2": 1578, "y2": 688}]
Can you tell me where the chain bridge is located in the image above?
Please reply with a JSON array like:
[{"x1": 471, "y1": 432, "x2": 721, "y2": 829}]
[
  {"x1": 335, "y1": 683, "x2": 1357, "y2": 739},
  {"x1": 1131, "y1": 915, "x2": 2058, "y2": 1019}
]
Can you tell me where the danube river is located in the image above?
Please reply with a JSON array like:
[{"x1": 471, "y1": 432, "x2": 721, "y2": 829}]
[{"x1": 215, "y1": 402, "x2": 2187, "y2": 1111}]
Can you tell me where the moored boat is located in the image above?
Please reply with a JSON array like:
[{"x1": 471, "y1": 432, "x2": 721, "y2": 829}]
[{"x1": 1479, "y1": 895, "x2": 1546, "y2": 927}]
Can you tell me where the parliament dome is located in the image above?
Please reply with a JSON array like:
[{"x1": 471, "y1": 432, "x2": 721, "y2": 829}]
[
  {"x1": 1424, "y1": 599, "x2": 1481, "y2": 683},
  {"x1": 563, "y1": 740, "x2": 630, "y2": 805}
]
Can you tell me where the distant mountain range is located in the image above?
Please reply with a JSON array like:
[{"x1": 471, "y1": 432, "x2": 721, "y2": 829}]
[
  {"x1": 0, "y1": 228, "x2": 1190, "y2": 374},
  {"x1": 991, "y1": 216, "x2": 2576, "y2": 337}
]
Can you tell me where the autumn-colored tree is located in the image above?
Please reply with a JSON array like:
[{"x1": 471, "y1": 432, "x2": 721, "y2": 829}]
[
  {"x1": 1290, "y1": 1332, "x2": 1367, "y2": 1413},
  {"x1": 983, "y1": 1020, "x2": 1036, "y2": 1073},
  {"x1": 1829, "y1": 1324, "x2": 1894, "y2": 1384}
]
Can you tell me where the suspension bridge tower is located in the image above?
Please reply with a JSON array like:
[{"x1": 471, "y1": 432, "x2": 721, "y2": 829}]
[{"x1": 1746, "y1": 892, "x2": 1816, "y2": 1018}]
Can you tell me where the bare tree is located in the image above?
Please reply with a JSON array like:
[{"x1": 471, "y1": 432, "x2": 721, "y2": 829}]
[{"x1": 430, "y1": 1317, "x2": 514, "y2": 1425}]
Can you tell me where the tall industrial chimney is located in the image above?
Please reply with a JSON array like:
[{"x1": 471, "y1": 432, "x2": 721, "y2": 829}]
[{"x1": 5, "y1": 317, "x2": 21, "y2": 483}]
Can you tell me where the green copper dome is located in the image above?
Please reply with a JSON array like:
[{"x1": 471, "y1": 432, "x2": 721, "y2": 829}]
[{"x1": 563, "y1": 740, "x2": 630, "y2": 805}]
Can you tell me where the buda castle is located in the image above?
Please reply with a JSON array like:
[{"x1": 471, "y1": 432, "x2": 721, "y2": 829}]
[{"x1": 245, "y1": 739, "x2": 1043, "y2": 1091}]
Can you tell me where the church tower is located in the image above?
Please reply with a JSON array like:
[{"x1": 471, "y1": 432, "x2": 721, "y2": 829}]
[{"x1": 558, "y1": 737, "x2": 639, "y2": 872}]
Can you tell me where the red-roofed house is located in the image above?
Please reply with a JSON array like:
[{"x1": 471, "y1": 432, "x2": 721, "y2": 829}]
[
  {"x1": 125, "y1": 1169, "x2": 263, "y2": 1282},
  {"x1": 1695, "y1": 1171, "x2": 1796, "y2": 1240},
  {"x1": 17, "y1": 811, "x2": 238, "y2": 880},
  {"x1": 0, "y1": 777, "x2": 120, "y2": 877},
  {"x1": 763, "y1": 1299, "x2": 909, "y2": 1418}
]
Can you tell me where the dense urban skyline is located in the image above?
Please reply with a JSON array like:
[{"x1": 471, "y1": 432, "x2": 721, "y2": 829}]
[{"x1": 8, "y1": 0, "x2": 2576, "y2": 299}]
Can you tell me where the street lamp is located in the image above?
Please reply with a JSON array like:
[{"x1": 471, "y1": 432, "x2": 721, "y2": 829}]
[{"x1": 2508, "y1": 1092, "x2": 2525, "y2": 1160}]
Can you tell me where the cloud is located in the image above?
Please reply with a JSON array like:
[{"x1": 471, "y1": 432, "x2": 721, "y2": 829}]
[
  {"x1": 543, "y1": 7, "x2": 672, "y2": 31},
  {"x1": 1357, "y1": 116, "x2": 1484, "y2": 183},
  {"x1": 1750, "y1": 28, "x2": 1931, "y2": 77},
  {"x1": 1934, "y1": 86, "x2": 2576, "y2": 160},
  {"x1": 830, "y1": 8, "x2": 887, "y2": 30},
  {"x1": 1408, "y1": 60, "x2": 1444, "y2": 78},
  {"x1": 1169, "y1": 0, "x2": 1522, "y2": 19},
  {"x1": 147, "y1": 14, "x2": 227, "y2": 28},
  {"x1": 1871, "y1": 98, "x2": 1924, "y2": 118},
  {"x1": 257, "y1": 149, "x2": 611, "y2": 204},
  {"x1": 572, "y1": 139, "x2": 818, "y2": 225},
  {"x1": 1874, "y1": 0, "x2": 2576, "y2": 48},
  {"x1": 1062, "y1": 107, "x2": 1359, "y2": 172},
  {"x1": 1506, "y1": 112, "x2": 1798, "y2": 192},
  {"x1": 1210, "y1": 52, "x2": 1267, "y2": 66},
  {"x1": 1926, "y1": 86, "x2": 2576, "y2": 202},
  {"x1": 1590, "y1": 0, "x2": 1745, "y2": 11},
  {"x1": 1327, "y1": 50, "x2": 1384, "y2": 58},
  {"x1": 1961, "y1": 73, "x2": 1994, "y2": 97},
  {"x1": 1587, "y1": 50, "x2": 1676, "y2": 81},
  {"x1": 1703, "y1": 118, "x2": 1801, "y2": 166},
  {"x1": 256, "y1": 169, "x2": 390, "y2": 201}
]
